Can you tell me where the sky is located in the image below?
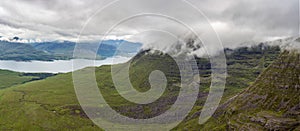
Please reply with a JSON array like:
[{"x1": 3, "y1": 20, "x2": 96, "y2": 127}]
[{"x1": 0, "y1": 0, "x2": 298, "y2": 49}]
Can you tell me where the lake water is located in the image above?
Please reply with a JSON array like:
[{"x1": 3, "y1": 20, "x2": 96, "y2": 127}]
[{"x1": 0, "y1": 56, "x2": 131, "y2": 73}]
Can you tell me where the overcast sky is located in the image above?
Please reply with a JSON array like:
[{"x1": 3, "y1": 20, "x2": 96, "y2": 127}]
[{"x1": 0, "y1": 0, "x2": 298, "y2": 48}]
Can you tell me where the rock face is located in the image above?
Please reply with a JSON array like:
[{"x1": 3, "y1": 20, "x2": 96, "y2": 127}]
[{"x1": 212, "y1": 51, "x2": 300, "y2": 130}]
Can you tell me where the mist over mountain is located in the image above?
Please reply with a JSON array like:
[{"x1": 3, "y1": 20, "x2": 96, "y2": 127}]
[
  {"x1": 139, "y1": 33, "x2": 300, "y2": 59},
  {"x1": 1, "y1": 33, "x2": 299, "y2": 61}
]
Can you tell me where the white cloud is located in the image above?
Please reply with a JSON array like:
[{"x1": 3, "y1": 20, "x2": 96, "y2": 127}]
[{"x1": 0, "y1": 0, "x2": 298, "y2": 51}]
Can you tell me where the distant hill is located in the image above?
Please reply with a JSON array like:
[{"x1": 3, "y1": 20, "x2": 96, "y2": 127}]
[
  {"x1": 0, "y1": 39, "x2": 141, "y2": 61},
  {"x1": 31, "y1": 40, "x2": 142, "y2": 59},
  {"x1": 0, "y1": 41, "x2": 55, "y2": 61},
  {"x1": 31, "y1": 41, "x2": 76, "y2": 59}
]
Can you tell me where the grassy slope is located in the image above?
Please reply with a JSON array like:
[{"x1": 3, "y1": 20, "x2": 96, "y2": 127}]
[
  {"x1": 0, "y1": 45, "x2": 281, "y2": 130},
  {"x1": 0, "y1": 70, "x2": 55, "y2": 89},
  {"x1": 0, "y1": 73, "x2": 100, "y2": 130},
  {"x1": 173, "y1": 45, "x2": 282, "y2": 130},
  {"x1": 0, "y1": 52, "x2": 184, "y2": 129},
  {"x1": 0, "y1": 70, "x2": 33, "y2": 89},
  {"x1": 198, "y1": 51, "x2": 300, "y2": 130}
]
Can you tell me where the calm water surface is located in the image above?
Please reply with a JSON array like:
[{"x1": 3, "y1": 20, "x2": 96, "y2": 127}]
[{"x1": 0, "y1": 56, "x2": 130, "y2": 73}]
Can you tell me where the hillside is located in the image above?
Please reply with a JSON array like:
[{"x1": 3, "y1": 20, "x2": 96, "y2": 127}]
[
  {"x1": 198, "y1": 51, "x2": 300, "y2": 130},
  {"x1": 0, "y1": 69, "x2": 54, "y2": 89},
  {"x1": 0, "y1": 44, "x2": 282, "y2": 130}
]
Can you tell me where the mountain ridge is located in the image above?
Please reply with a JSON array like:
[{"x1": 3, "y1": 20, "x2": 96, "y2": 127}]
[{"x1": 198, "y1": 50, "x2": 300, "y2": 130}]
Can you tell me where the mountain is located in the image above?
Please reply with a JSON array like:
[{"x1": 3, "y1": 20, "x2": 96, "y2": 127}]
[
  {"x1": 31, "y1": 41, "x2": 76, "y2": 59},
  {"x1": 197, "y1": 50, "x2": 300, "y2": 130},
  {"x1": 102, "y1": 40, "x2": 143, "y2": 54},
  {"x1": 31, "y1": 40, "x2": 142, "y2": 59},
  {"x1": 0, "y1": 40, "x2": 56, "y2": 61},
  {"x1": 0, "y1": 39, "x2": 141, "y2": 61}
]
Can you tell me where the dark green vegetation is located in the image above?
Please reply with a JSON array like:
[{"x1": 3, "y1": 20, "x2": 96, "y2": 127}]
[
  {"x1": 222, "y1": 44, "x2": 281, "y2": 100},
  {"x1": 0, "y1": 40, "x2": 141, "y2": 61},
  {"x1": 0, "y1": 43, "x2": 291, "y2": 130},
  {"x1": 0, "y1": 69, "x2": 55, "y2": 89}
]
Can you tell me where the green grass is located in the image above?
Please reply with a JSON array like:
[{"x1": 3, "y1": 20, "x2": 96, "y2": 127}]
[
  {"x1": 0, "y1": 70, "x2": 55, "y2": 89},
  {"x1": 0, "y1": 70, "x2": 33, "y2": 89},
  {"x1": 0, "y1": 73, "x2": 101, "y2": 130}
]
